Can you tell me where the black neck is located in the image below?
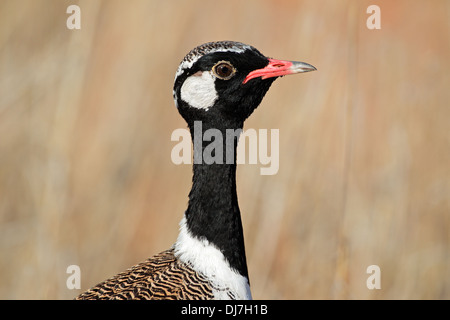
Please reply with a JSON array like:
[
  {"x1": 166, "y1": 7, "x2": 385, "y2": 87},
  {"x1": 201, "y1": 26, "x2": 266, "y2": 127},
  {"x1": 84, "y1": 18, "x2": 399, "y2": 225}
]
[{"x1": 184, "y1": 120, "x2": 248, "y2": 279}]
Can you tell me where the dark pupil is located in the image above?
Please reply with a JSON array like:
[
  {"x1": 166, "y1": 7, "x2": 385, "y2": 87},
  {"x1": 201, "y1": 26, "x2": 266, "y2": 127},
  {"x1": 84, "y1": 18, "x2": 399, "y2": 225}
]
[{"x1": 217, "y1": 64, "x2": 231, "y2": 77}]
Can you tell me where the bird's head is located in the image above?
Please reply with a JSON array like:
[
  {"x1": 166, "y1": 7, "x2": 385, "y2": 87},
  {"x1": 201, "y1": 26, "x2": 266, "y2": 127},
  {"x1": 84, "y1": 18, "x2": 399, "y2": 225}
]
[{"x1": 173, "y1": 41, "x2": 316, "y2": 129}]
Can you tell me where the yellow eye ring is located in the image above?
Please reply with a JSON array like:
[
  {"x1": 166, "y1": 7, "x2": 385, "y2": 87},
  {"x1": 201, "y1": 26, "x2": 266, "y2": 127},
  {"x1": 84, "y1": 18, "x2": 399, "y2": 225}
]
[{"x1": 212, "y1": 61, "x2": 236, "y2": 80}]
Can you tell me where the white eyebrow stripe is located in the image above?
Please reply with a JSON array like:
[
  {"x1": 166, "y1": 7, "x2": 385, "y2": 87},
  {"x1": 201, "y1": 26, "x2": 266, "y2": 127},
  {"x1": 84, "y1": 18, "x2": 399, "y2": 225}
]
[{"x1": 175, "y1": 43, "x2": 252, "y2": 79}]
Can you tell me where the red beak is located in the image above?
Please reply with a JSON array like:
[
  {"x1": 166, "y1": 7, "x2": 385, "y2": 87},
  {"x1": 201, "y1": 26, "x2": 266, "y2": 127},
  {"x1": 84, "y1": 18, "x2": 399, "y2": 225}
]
[{"x1": 243, "y1": 58, "x2": 316, "y2": 84}]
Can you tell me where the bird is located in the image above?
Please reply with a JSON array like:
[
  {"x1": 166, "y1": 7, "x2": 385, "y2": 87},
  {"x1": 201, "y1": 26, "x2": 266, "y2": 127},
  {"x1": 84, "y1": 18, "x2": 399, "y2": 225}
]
[{"x1": 75, "y1": 40, "x2": 316, "y2": 300}]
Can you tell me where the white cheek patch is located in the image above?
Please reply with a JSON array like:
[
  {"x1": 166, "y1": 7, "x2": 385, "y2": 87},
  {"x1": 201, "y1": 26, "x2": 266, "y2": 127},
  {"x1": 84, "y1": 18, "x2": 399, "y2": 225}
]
[{"x1": 180, "y1": 71, "x2": 217, "y2": 110}]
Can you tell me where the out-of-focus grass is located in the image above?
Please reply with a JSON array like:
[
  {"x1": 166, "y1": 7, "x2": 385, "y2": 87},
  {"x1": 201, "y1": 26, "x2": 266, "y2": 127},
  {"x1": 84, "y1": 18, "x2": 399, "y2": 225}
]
[{"x1": 0, "y1": 0, "x2": 448, "y2": 299}]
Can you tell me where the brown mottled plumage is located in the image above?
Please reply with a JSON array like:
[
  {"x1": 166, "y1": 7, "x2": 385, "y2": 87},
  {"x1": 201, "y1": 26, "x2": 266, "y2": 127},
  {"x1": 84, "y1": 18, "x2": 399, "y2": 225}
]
[{"x1": 76, "y1": 249, "x2": 214, "y2": 300}]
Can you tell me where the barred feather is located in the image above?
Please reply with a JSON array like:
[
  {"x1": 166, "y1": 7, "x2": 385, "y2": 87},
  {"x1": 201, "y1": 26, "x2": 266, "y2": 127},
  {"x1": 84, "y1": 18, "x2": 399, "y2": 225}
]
[{"x1": 75, "y1": 249, "x2": 214, "y2": 300}]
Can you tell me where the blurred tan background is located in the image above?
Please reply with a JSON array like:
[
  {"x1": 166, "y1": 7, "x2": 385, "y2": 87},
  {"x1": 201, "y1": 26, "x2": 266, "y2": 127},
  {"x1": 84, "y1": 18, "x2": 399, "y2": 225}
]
[{"x1": 0, "y1": 0, "x2": 449, "y2": 299}]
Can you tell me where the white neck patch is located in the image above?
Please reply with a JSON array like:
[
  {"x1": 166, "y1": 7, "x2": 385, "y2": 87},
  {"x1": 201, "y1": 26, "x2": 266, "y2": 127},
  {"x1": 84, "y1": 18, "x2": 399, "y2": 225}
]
[
  {"x1": 180, "y1": 71, "x2": 217, "y2": 110},
  {"x1": 174, "y1": 215, "x2": 252, "y2": 300}
]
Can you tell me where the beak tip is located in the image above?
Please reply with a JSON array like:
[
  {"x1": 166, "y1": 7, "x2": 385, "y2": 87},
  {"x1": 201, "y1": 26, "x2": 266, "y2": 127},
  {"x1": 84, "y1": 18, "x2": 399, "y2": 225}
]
[{"x1": 291, "y1": 61, "x2": 317, "y2": 73}]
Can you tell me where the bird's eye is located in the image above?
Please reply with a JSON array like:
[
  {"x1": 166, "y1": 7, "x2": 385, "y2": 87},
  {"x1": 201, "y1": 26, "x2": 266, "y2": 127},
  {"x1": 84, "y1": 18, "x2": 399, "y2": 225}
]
[{"x1": 212, "y1": 61, "x2": 236, "y2": 80}]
